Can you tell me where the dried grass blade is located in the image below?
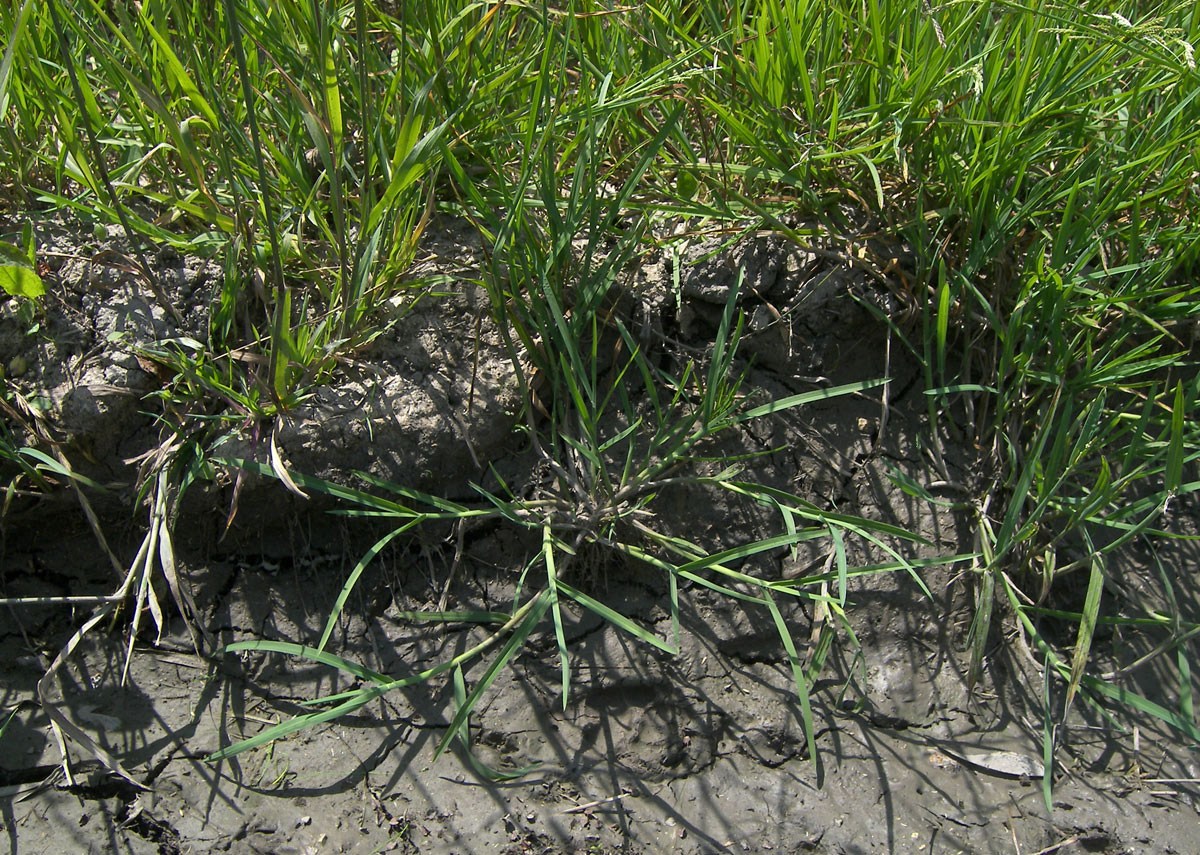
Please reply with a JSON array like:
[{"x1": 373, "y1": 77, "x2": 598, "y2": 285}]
[
  {"x1": 269, "y1": 422, "x2": 309, "y2": 499},
  {"x1": 37, "y1": 564, "x2": 146, "y2": 791}
]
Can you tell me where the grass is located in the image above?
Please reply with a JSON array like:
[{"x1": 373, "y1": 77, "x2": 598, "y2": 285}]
[{"x1": 1, "y1": 0, "x2": 1198, "y2": 808}]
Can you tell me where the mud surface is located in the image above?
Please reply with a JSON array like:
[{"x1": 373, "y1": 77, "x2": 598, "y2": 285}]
[{"x1": 2, "y1": 214, "x2": 1198, "y2": 854}]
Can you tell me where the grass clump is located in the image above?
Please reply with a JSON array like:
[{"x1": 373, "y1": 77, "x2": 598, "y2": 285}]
[{"x1": 3, "y1": 0, "x2": 448, "y2": 416}]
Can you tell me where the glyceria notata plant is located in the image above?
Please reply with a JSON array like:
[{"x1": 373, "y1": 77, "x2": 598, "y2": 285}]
[
  {"x1": 208, "y1": 54, "x2": 939, "y2": 771},
  {"x1": 3, "y1": 0, "x2": 1197, "y2": 803}
]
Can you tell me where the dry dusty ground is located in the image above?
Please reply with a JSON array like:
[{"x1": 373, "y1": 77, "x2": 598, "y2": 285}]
[{"x1": 2, "y1": 214, "x2": 1198, "y2": 854}]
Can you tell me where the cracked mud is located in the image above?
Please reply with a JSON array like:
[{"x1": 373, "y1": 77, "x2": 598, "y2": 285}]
[{"x1": 2, "y1": 215, "x2": 1198, "y2": 854}]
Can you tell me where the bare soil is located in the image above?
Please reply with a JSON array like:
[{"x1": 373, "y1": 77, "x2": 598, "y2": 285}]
[{"x1": 2, "y1": 213, "x2": 1198, "y2": 854}]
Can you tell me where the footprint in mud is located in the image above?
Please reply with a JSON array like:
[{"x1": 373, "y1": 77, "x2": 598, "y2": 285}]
[{"x1": 623, "y1": 700, "x2": 717, "y2": 781}]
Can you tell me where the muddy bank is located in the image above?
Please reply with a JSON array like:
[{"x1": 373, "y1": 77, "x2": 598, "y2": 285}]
[{"x1": 2, "y1": 215, "x2": 1198, "y2": 854}]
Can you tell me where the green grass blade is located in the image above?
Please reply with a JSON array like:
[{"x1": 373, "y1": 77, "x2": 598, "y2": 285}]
[
  {"x1": 967, "y1": 565, "x2": 996, "y2": 689},
  {"x1": 0, "y1": 0, "x2": 34, "y2": 122},
  {"x1": 831, "y1": 527, "x2": 848, "y2": 608},
  {"x1": 434, "y1": 589, "x2": 553, "y2": 760},
  {"x1": 212, "y1": 458, "x2": 411, "y2": 515},
  {"x1": 140, "y1": 12, "x2": 219, "y2": 127},
  {"x1": 392, "y1": 610, "x2": 509, "y2": 624},
  {"x1": 16, "y1": 447, "x2": 106, "y2": 490},
  {"x1": 935, "y1": 260, "x2": 950, "y2": 380},
  {"x1": 555, "y1": 579, "x2": 676, "y2": 654},
  {"x1": 317, "y1": 525, "x2": 414, "y2": 654},
  {"x1": 1080, "y1": 675, "x2": 1200, "y2": 743},
  {"x1": 775, "y1": 553, "x2": 978, "y2": 589},
  {"x1": 737, "y1": 381, "x2": 889, "y2": 423},
  {"x1": 208, "y1": 684, "x2": 387, "y2": 761},
  {"x1": 219, "y1": 639, "x2": 390, "y2": 684},
  {"x1": 451, "y1": 665, "x2": 541, "y2": 781},
  {"x1": 764, "y1": 590, "x2": 818, "y2": 767},
  {"x1": 1178, "y1": 647, "x2": 1194, "y2": 726},
  {"x1": 321, "y1": 26, "x2": 342, "y2": 159},
  {"x1": 354, "y1": 472, "x2": 475, "y2": 514},
  {"x1": 543, "y1": 526, "x2": 572, "y2": 708},
  {"x1": 675, "y1": 531, "x2": 827, "y2": 587},
  {"x1": 0, "y1": 705, "x2": 18, "y2": 743},
  {"x1": 1064, "y1": 552, "x2": 1105, "y2": 716},
  {"x1": 1165, "y1": 380, "x2": 1185, "y2": 498},
  {"x1": 1042, "y1": 653, "x2": 1055, "y2": 813}
]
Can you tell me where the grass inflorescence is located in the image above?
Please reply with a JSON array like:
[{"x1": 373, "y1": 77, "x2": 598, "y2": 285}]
[{"x1": 2, "y1": 0, "x2": 1198, "y2": 804}]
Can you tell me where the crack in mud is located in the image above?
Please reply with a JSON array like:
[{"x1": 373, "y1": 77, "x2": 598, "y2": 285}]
[{"x1": 119, "y1": 800, "x2": 185, "y2": 855}]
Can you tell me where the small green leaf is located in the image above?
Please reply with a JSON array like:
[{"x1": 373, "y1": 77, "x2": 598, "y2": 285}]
[
  {"x1": 0, "y1": 241, "x2": 32, "y2": 266},
  {"x1": 20, "y1": 222, "x2": 35, "y2": 265},
  {"x1": 935, "y1": 261, "x2": 951, "y2": 378},
  {"x1": 323, "y1": 34, "x2": 343, "y2": 157},
  {"x1": 675, "y1": 169, "x2": 698, "y2": 201},
  {"x1": 1064, "y1": 556, "x2": 1105, "y2": 716},
  {"x1": 1165, "y1": 381, "x2": 1185, "y2": 497}
]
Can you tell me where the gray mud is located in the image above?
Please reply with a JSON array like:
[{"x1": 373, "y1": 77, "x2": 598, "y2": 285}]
[{"x1": 2, "y1": 213, "x2": 1198, "y2": 854}]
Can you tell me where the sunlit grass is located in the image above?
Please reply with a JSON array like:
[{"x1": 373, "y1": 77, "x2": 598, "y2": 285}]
[{"x1": 1, "y1": 0, "x2": 1197, "y2": 803}]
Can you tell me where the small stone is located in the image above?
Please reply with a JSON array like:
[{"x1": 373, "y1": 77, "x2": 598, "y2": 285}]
[{"x1": 297, "y1": 816, "x2": 312, "y2": 827}]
